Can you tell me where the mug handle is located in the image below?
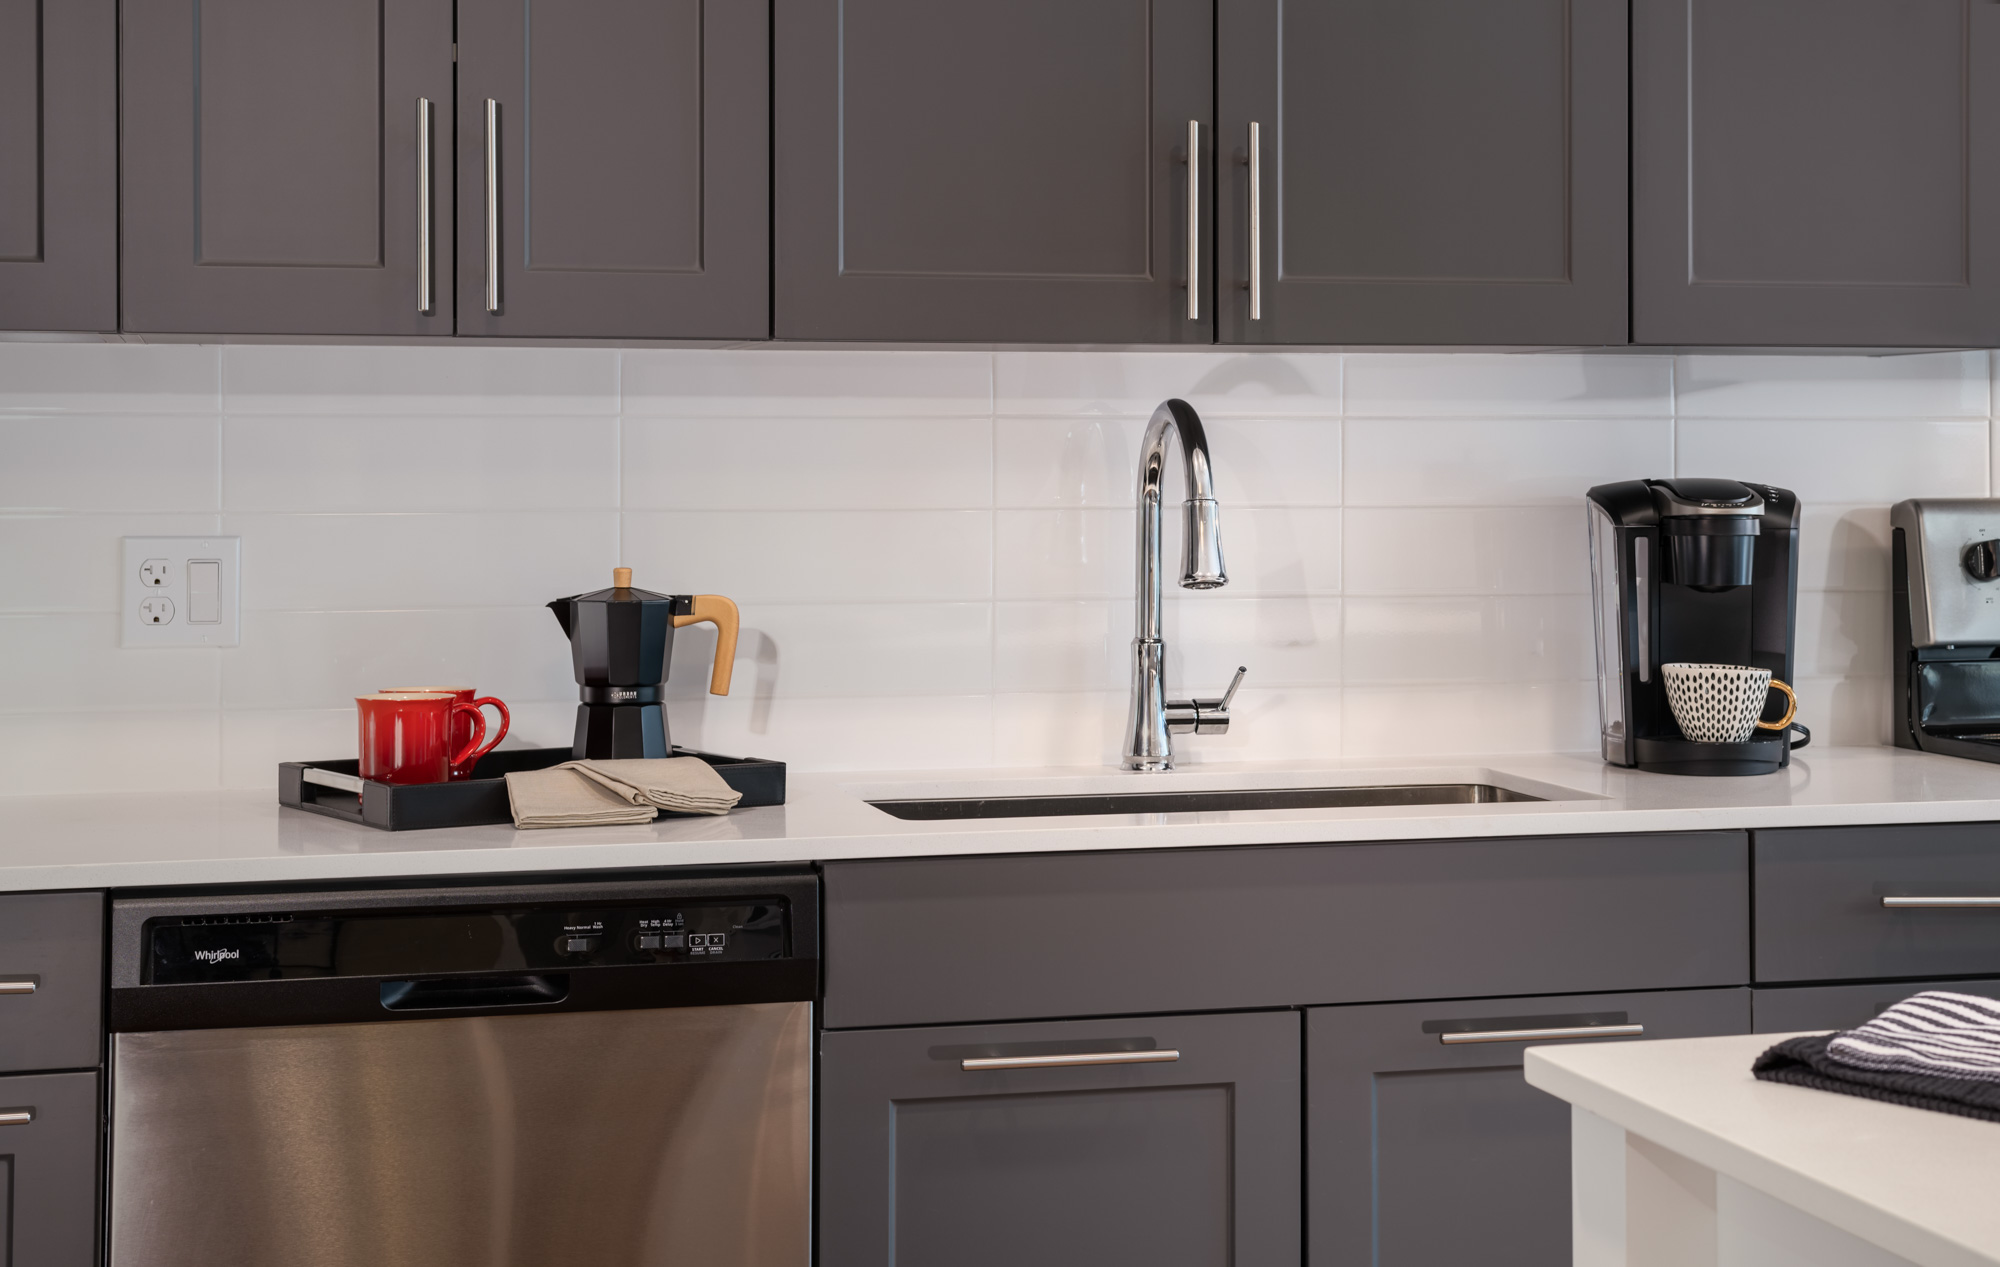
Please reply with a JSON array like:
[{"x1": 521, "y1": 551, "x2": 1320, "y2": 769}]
[
  {"x1": 447, "y1": 702, "x2": 489, "y2": 772},
  {"x1": 471, "y1": 695, "x2": 510, "y2": 755},
  {"x1": 1755, "y1": 679, "x2": 1799, "y2": 732}
]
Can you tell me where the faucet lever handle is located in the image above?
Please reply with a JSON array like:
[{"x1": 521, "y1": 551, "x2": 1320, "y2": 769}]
[{"x1": 1218, "y1": 665, "x2": 1247, "y2": 711}]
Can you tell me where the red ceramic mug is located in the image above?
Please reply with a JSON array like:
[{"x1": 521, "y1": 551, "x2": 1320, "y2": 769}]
[
  {"x1": 380, "y1": 686, "x2": 510, "y2": 780},
  {"x1": 356, "y1": 693, "x2": 486, "y2": 786}
]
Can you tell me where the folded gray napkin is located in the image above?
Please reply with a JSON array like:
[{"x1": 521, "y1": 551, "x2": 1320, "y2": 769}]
[
  {"x1": 562, "y1": 758, "x2": 743, "y2": 816},
  {"x1": 504, "y1": 766, "x2": 658, "y2": 830}
]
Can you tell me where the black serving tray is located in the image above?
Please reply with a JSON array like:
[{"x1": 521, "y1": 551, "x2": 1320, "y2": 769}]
[{"x1": 279, "y1": 746, "x2": 786, "y2": 832}]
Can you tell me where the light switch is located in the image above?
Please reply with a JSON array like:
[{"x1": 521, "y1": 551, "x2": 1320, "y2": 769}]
[{"x1": 187, "y1": 561, "x2": 221, "y2": 624}]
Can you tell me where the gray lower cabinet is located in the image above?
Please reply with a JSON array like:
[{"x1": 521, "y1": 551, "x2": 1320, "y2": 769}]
[
  {"x1": 775, "y1": 0, "x2": 1214, "y2": 343},
  {"x1": 0, "y1": 1070, "x2": 99, "y2": 1266},
  {"x1": 819, "y1": 1010, "x2": 1300, "y2": 1267},
  {"x1": 0, "y1": 891, "x2": 103, "y2": 1075},
  {"x1": 456, "y1": 0, "x2": 768, "y2": 339},
  {"x1": 1307, "y1": 988, "x2": 1749, "y2": 1267},
  {"x1": 1755, "y1": 823, "x2": 2000, "y2": 983},
  {"x1": 1755, "y1": 978, "x2": 2000, "y2": 1034},
  {"x1": 0, "y1": 0, "x2": 116, "y2": 332},
  {"x1": 120, "y1": 0, "x2": 454, "y2": 335},
  {"x1": 1634, "y1": 0, "x2": 2000, "y2": 346},
  {"x1": 1217, "y1": 0, "x2": 1627, "y2": 345}
]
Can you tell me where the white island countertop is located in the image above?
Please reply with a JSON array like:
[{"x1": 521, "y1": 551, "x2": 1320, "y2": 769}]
[
  {"x1": 4, "y1": 745, "x2": 2000, "y2": 892},
  {"x1": 1527, "y1": 1031, "x2": 2000, "y2": 1267}
]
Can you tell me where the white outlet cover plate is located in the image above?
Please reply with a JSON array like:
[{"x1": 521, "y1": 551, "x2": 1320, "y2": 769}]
[{"x1": 122, "y1": 537, "x2": 241, "y2": 647}]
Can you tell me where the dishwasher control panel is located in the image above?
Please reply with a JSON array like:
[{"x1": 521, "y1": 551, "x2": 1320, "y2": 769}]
[{"x1": 146, "y1": 899, "x2": 790, "y2": 984}]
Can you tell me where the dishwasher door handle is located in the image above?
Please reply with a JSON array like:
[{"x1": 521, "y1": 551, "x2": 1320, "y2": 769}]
[{"x1": 380, "y1": 973, "x2": 569, "y2": 1011}]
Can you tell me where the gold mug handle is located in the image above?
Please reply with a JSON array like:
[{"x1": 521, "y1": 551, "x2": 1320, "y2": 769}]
[{"x1": 1755, "y1": 678, "x2": 1798, "y2": 732}]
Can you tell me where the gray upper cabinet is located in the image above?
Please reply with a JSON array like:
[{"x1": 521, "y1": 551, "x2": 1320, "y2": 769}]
[
  {"x1": 120, "y1": 0, "x2": 454, "y2": 335},
  {"x1": 819, "y1": 1010, "x2": 1300, "y2": 1267},
  {"x1": 0, "y1": 0, "x2": 116, "y2": 332},
  {"x1": 775, "y1": 0, "x2": 1214, "y2": 343},
  {"x1": 1217, "y1": 0, "x2": 1628, "y2": 345},
  {"x1": 456, "y1": 0, "x2": 769, "y2": 339},
  {"x1": 1635, "y1": 0, "x2": 2000, "y2": 346},
  {"x1": 1307, "y1": 988, "x2": 1748, "y2": 1267}
]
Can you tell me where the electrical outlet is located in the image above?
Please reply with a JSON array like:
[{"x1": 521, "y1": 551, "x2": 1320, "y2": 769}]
[{"x1": 123, "y1": 537, "x2": 241, "y2": 647}]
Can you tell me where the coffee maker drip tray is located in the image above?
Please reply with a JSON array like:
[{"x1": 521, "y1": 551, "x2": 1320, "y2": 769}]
[{"x1": 1633, "y1": 735, "x2": 1789, "y2": 778}]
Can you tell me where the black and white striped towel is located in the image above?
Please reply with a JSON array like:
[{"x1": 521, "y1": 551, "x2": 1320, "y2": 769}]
[{"x1": 1827, "y1": 991, "x2": 2000, "y2": 1082}]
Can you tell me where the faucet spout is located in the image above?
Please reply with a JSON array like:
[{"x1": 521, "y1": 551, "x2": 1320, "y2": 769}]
[{"x1": 1125, "y1": 399, "x2": 1233, "y2": 770}]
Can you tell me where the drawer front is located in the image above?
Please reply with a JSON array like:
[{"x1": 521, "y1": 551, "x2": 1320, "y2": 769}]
[
  {"x1": 1754, "y1": 977, "x2": 2000, "y2": 1034},
  {"x1": 823, "y1": 832, "x2": 1747, "y2": 1029},
  {"x1": 0, "y1": 1070, "x2": 100, "y2": 1267},
  {"x1": 1756, "y1": 823, "x2": 2000, "y2": 983},
  {"x1": 0, "y1": 892, "x2": 103, "y2": 1073},
  {"x1": 1307, "y1": 987, "x2": 1748, "y2": 1267}
]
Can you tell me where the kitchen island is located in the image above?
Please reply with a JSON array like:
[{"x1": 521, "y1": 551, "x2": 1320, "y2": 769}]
[{"x1": 1527, "y1": 1032, "x2": 2000, "y2": 1267}]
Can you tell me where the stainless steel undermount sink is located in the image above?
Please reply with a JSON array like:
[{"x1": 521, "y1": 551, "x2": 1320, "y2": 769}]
[{"x1": 867, "y1": 783, "x2": 1543, "y2": 821}]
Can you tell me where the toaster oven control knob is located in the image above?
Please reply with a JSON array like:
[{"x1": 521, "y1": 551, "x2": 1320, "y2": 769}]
[{"x1": 1966, "y1": 540, "x2": 2000, "y2": 582}]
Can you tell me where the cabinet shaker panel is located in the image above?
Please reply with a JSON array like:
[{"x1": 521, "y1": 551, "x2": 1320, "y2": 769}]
[
  {"x1": 776, "y1": 0, "x2": 1213, "y2": 342},
  {"x1": 457, "y1": 0, "x2": 768, "y2": 338},
  {"x1": 0, "y1": 0, "x2": 116, "y2": 331},
  {"x1": 1218, "y1": 0, "x2": 1627, "y2": 345},
  {"x1": 121, "y1": 0, "x2": 454, "y2": 335},
  {"x1": 1635, "y1": 0, "x2": 2000, "y2": 345},
  {"x1": 0, "y1": 1071, "x2": 99, "y2": 1267},
  {"x1": 1307, "y1": 989, "x2": 1748, "y2": 1267}
]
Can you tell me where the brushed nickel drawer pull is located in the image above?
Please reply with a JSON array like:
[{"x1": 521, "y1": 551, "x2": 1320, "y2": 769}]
[
  {"x1": 1247, "y1": 120, "x2": 1262, "y2": 321},
  {"x1": 1882, "y1": 896, "x2": 2000, "y2": 908},
  {"x1": 485, "y1": 98, "x2": 502, "y2": 313},
  {"x1": 0, "y1": 1110, "x2": 33, "y2": 1126},
  {"x1": 1185, "y1": 119, "x2": 1200, "y2": 321},
  {"x1": 416, "y1": 97, "x2": 434, "y2": 315},
  {"x1": 962, "y1": 1049, "x2": 1181, "y2": 1072},
  {"x1": 1440, "y1": 1024, "x2": 1643, "y2": 1045},
  {"x1": 0, "y1": 980, "x2": 36, "y2": 995}
]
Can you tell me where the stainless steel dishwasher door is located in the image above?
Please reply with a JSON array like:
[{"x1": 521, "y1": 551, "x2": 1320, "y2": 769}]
[{"x1": 109, "y1": 1000, "x2": 810, "y2": 1267}]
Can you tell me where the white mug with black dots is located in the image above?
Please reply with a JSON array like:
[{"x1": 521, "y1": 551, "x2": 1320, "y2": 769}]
[{"x1": 1660, "y1": 663, "x2": 1799, "y2": 744}]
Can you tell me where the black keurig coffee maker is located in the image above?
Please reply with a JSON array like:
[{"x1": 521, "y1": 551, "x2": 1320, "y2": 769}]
[
  {"x1": 1892, "y1": 498, "x2": 2000, "y2": 763},
  {"x1": 547, "y1": 568, "x2": 739, "y2": 759},
  {"x1": 1585, "y1": 479, "x2": 1808, "y2": 775}
]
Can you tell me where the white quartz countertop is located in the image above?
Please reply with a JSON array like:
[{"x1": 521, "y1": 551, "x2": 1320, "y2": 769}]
[
  {"x1": 5, "y1": 745, "x2": 2000, "y2": 892},
  {"x1": 1526, "y1": 1031, "x2": 2000, "y2": 1267}
]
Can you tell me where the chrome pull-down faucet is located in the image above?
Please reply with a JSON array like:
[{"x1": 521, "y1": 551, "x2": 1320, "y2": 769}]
[{"x1": 1124, "y1": 398, "x2": 1248, "y2": 769}]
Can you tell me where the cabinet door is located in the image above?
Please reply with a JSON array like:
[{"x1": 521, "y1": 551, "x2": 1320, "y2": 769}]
[
  {"x1": 121, "y1": 0, "x2": 453, "y2": 335},
  {"x1": 1307, "y1": 988, "x2": 1748, "y2": 1267},
  {"x1": 1217, "y1": 0, "x2": 1627, "y2": 345},
  {"x1": 0, "y1": 0, "x2": 115, "y2": 331},
  {"x1": 1635, "y1": 0, "x2": 2000, "y2": 346},
  {"x1": 456, "y1": 0, "x2": 768, "y2": 339},
  {"x1": 776, "y1": 0, "x2": 1213, "y2": 343},
  {"x1": 0, "y1": 1071, "x2": 99, "y2": 1267},
  {"x1": 1755, "y1": 978, "x2": 2000, "y2": 1033},
  {"x1": 820, "y1": 1010, "x2": 1299, "y2": 1267},
  {"x1": 0, "y1": 892, "x2": 103, "y2": 1074}
]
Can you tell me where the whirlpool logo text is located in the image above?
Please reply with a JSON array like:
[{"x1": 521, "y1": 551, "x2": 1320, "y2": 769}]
[{"x1": 192, "y1": 948, "x2": 241, "y2": 963}]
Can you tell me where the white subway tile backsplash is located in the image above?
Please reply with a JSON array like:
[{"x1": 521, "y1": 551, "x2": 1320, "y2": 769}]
[
  {"x1": 0, "y1": 415, "x2": 220, "y2": 511},
  {"x1": 0, "y1": 513, "x2": 223, "y2": 612},
  {"x1": 1344, "y1": 354, "x2": 1674, "y2": 417},
  {"x1": 1344, "y1": 418, "x2": 1672, "y2": 506},
  {"x1": 226, "y1": 512, "x2": 618, "y2": 611},
  {"x1": 224, "y1": 415, "x2": 618, "y2": 512},
  {"x1": 624, "y1": 417, "x2": 992, "y2": 510},
  {"x1": 622, "y1": 349, "x2": 992, "y2": 416},
  {"x1": 0, "y1": 345, "x2": 1985, "y2": 787},
  {"x1": 624, "y1": 510, "x2": 992, "y2": 603},
  {"x1": 1677, "y1": 352, "x2": 1989, "y2": 418},
  {"x1": 1343, "y1": 507, "x2": 1588, "y2": 595},
  {"x1": 995, "y1": 351, "x2": 1343, "y2": 417},
  {"x1": 0, "y1": 344, "x2": 219, "y2": 414},
  {"x1": 223, "y1": 345, "x2": 619, "y2": 416},
  {"x1": 1676, "y1": 418, "x2": 1987, "y2": 504}
]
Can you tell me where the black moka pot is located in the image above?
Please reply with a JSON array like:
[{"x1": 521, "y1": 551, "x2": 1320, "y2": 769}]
[{"x1": 547, "y1": 568, "x2": 739, "y2": 759}]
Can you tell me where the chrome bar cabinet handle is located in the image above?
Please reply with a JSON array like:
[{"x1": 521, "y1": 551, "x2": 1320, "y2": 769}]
[
  {"x1": 963, "y1": 1049, "x2": 1181, "y2": 1072},
  {"x1": 1186, "y1": 119, "x2": 1200, "y2": 321},
  {"x1": 0, "y1": 980, "x2": 36, "y2": 995},
  {"x1": 416, "y1": 98, "x2": 433, "y2": 315},
  {"x1": 1882, "y1": 896, "x2": 2000, "y2": 908},
  {"x1": 0, "y1": 1110, "x2": 32, "y2": 1126},
  {"x1": 1440, "y1": 1024, "x2": 1643, "y2": 1046},
  {"x1": 485, "y1": 98, "x2": 501, "y2": 313},
  {"x1": 1247, "y1": 121, "x2": 1261, "y2": 321}
]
